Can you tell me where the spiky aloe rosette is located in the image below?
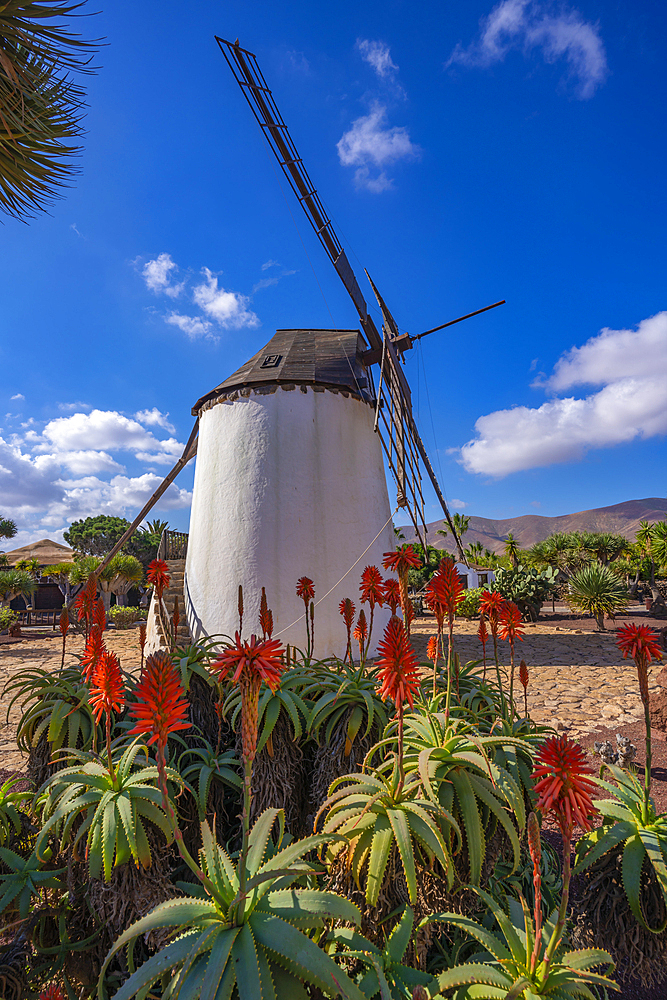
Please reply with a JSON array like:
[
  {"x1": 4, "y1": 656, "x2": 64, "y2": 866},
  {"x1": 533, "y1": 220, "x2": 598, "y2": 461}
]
[{"x1": 421, "y1": 734, "x2": 616, "y2": 999}]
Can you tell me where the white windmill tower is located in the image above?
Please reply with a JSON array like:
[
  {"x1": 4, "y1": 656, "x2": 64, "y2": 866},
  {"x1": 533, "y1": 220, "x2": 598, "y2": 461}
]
[
  {"x1": 95, "y1": 39, "x2": 502, "y2": 658},
  {"x1": 182, "y1": 39, "x2": 503, "y2": 655}
]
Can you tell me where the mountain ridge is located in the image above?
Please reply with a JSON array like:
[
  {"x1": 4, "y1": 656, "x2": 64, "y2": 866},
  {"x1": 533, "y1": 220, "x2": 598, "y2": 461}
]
[{"x1": 400, "y1": 497, "x2": 667, "y2": 554}]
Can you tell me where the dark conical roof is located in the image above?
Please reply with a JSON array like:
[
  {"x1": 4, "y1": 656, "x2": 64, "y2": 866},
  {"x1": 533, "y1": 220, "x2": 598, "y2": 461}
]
[{"x1": 192, "y1": 328, "x2": 372, "y2": 414}]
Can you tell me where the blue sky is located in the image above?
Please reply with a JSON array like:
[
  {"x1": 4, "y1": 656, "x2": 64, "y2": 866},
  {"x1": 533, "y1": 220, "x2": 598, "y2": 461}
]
[{"x1": 2, "y1": 0, "x2": 666, "y2": 548}]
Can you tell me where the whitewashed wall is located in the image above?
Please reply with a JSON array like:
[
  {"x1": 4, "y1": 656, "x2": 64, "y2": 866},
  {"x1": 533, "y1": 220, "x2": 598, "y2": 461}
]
[
  {"x1": 454, "y1": 562, "x2": 496, "y2": 590},
  {"x1": 185, "y1": 386, "x2": 397, "y2": 658}
]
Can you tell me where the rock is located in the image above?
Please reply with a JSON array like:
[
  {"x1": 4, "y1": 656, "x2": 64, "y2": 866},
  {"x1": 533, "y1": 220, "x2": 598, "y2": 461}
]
[
  {"x1": 654, "y1": 664, "x2": 667, "y2": 689},
  {"x1": 649, "y1": 688, "x2": 667, "y2": 732}
]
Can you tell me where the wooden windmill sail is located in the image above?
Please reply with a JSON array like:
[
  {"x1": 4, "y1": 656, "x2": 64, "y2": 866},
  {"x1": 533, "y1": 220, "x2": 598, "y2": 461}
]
[
  {"x1": 216, "y1": 36, "x2": 503, "y2": 561},
  {"x1": 97, "y1": 37, "x2": 503, "y2": 656}
]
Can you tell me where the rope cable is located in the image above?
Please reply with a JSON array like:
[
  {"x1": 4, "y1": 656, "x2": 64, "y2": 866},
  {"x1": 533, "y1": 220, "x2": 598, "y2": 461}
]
[{"x1": 272, "y1": 506, "x2": 399, "y2": 637}]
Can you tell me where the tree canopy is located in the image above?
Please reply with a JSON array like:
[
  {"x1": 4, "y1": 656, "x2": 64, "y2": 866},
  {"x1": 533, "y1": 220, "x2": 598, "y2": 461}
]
[{"x1": 0, "y1": 1, "x2": 100, "y2": 221}]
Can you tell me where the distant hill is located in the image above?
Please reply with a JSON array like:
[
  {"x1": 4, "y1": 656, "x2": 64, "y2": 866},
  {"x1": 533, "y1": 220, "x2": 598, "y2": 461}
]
[{"x1": 400, "y1": 498, "x2": 667, "y2": 555}]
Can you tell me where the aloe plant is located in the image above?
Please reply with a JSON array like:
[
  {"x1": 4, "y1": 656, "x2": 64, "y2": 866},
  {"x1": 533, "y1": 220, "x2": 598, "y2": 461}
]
[
  {"x1": 178, "y1": 742, "x2": 241, "y2": 821},
  {"x1": 332, "y1": 905, "x2": 439, "y2": 998},
  {"x1": 0, "y1": 776, "x2": 31, "y2": 846},
  {"x1": 223, "y1": 665, "x2": 311, "y2": 755},
  {"x1": 422, "y1": 888, "x2": 619, "y2": 998},
  {"x1": 306, "y1": 660, "x2": 388, "y2": 756},
  {"x1": 0, "y1": 843, "x2": 64, "y2": 919},
  {"x1": 396, "y1": 711, "x2": 527, "y2": 884},
  {"x1": 574, "y1": 762, "x2": 667, "y2": 932},
  {"x1": 6, "y1": 665, "x2": 97, "y2": 754},
  {"x1": 317, "y1": 757, "x2": 458, "y2": 906},
  {"x1": 35, "y1": 737, "x2": 176, "y2": 881},
  {"x1": 98, "y1": 810, "x2": 367, "y2": 1000}
]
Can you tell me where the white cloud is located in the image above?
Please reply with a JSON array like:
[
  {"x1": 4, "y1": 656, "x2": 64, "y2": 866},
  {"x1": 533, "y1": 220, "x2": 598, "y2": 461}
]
[
  {"x1": 134, "y1": 407, "x2": 176, "y2": 435},
  {"x1": 460, "y1": 312, "x2": 667, "y2": 477},
  {"x1": 447, "y1": 0, "x2": 607, "y2": 99},
  {"x1": 0, "y1": 437, "x2": 64, "y2": 513},
  {"x1": 192, "y1": 269, "x2": 260, "y2": 329},
  {"x1": 545, "y1": 312, "x2": 667, "y2": 391},
  {"x1": 261, "y1": 259, "x2": 280, "y2": 271},
  {"x1": 39, "y1": 410, "x2": 183, "y2": 464},
  {"x1": 57, "y1": 401, "x2": 91, "y2": 412},
  {"x1": 337, "y1": 102, "x2": 420, "y2": 192},
  {"x1": 356, "y1": 39, "x2": 398, "y2": 79},
  {"x1": 166, "y1": 312, "x2": 215, "y2": 342},
  {"x1": 450, "y1": 499, "x2": 468, "y2": 509},
  {"x1": 10, "y1": 393, "x2": 24, "y2": 401},
  {"x1": 42, "y1": 450, "x2": 126, "y2": 475},
  {"x1": 142, "y1": 253, "x2": 185, "y2": 298}
]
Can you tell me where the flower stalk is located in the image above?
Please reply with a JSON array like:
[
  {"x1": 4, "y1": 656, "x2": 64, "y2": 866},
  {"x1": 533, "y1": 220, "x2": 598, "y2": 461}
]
[{"x1": 617, "y1": 623, "x2": 663, "y2": 822}]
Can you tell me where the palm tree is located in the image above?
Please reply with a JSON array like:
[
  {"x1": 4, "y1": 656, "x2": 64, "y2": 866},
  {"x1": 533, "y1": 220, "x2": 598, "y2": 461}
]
[
  {"x1": 567, "y1": 563, "x2": 628, "y2": 631},
  {"x1": 436, "y1": 513, "x2": 470, "y2": 552},
  {"x1": 145, "y1": 519, "x2": 169, "y2": 537},
  {"x1": 46, "y1": 561, "x2": 74, "y2": 602},
  {"x1": 0, "y1": 515, "x2": 17, "y2": 541},
  {"x1": 0, "y1": 1, "x2": 100, "y2": 221},
  {"x1": 503, "y1": 532, "x2": 520, "y2": 569}
]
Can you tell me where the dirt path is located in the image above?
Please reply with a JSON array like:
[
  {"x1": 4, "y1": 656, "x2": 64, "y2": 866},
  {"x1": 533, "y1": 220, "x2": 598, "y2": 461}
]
[
  {"x1": 1, "y1": 608, "x2": 661, "y2": 773},
  {"x1": 0, "y1": 626, "x2": 143, "y2": 773}
]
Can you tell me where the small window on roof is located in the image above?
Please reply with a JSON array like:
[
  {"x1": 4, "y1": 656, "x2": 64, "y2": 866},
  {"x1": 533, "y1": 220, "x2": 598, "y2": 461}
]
[{"x1": 261, "y1": 354, "x2": 282, "y2": 368}]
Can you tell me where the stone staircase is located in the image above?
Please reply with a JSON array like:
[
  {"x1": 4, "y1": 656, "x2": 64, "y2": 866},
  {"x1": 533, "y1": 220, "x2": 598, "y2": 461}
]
[{"x1": 152, "y1": 558, "x2": 192, "y2": 650}]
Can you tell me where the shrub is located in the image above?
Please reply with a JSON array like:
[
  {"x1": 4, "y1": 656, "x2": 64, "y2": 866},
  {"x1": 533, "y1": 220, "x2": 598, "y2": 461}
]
[
  {"x1": 108, "y1": 606, "x2": 143, "y2": 629},
  {"x1": 0, "y1": 607, "x2": 19, "y2": 632},
  {"x1": 457, "y1": 586, "x2": 483, "y2": 618},
  {"x1": 567, "y1": 562, "x2": 628, "y2": 630},
  {"x1": 492, "y1": 564, "x2": 558, "y2": 621}
]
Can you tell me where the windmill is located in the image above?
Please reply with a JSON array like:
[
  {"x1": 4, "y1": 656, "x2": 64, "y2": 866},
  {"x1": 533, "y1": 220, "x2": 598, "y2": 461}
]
[{"x1": 98, "y1": 37, "x2": 503, "y2": 656}]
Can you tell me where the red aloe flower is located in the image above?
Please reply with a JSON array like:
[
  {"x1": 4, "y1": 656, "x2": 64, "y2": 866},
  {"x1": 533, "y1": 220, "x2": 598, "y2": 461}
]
[
  {"x1": 353, "y1": 609, "x2": 367, "y2": 663},
  {"x1": 81, "y1": 627, "x2": 106, "y2": 682},
  {"x1": 498, "y1": 601, "x2": 524, "y2": 644},
  {"x1": 533, "y1": 734, "x2": 598, "y2": 839},
  {"x1": 259, "y1": 587, "x2": 270, "y2": 639},
  {"x1": 59, "y1": 606, "x2": 69, "y2": 637},
  {"x1": 129, "y1": 650, "x2": 190, "y2": 749},
  {"x1": 479, "y1": 590, "x2": 505, "y2": 639},
  {"x1": 339, "y1": 597, "x2": 356, "y2": 662},
  {"x1": 92, "y1": 596, "x2": 106, "y2": 632},
  {"x1": 296, "y1": 576, "x2": 315, "y2": 605},
  {"x1": 39, "y1": 985, "x2": 65, "y2": 1000},
  {"x1": 212, "y1": 633, "x2": 285, "y2": 761},
  {"x1": 89, "y1": 650, "x2": 125, "y2": 723},
  {"x1": 73, "y1": 574, "x2": 97, "y2": 634},
  {"x1": 424, "y1": 559, "x2": 465, "y2": 700},
  {"x1": 360, "y1": 565, "x2": 384, "y2": 609},
  {"x1": 376, "y1": 616, "x2": 420, "y2": 712},
  {"x1": 519, "y1": 658, "x2": 529, "y2": 717},
  {"x1": 296, "y1": 576, "x2": 315, "y2": 653},
  {"x1": 499, "y1": 601, "x2": 524, "y2": 710},
  {"x1": 383, "y1": 577, "x2": 401, "y2": 617},
  {"x1": 59, "y1": 606, "x2": 69, "y2": 670},
  {"x1": 360, "y1": 565, "x2": 384, "y2": 654},
  {"x1": 382, "y1": 545, "x2": 422, "y2": 575},
  {"x1": 617, "y1": 623, "x2": 662, "y2": 706},
  {"x1": 427, "y1": 635, "x2": 439, "y2": 663},
  {"x1": 147, "y1": 559, "x2": 170, "y2": 602},
  {"x1": 383, "y1": 545, "x2": 422, "y2": 636},
  {"x1": 424, "y1": 559, "x2": 465, "y2": 624},
  {"x1": 212, "y1": 633, "x2": 285, "y2": 694}
]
